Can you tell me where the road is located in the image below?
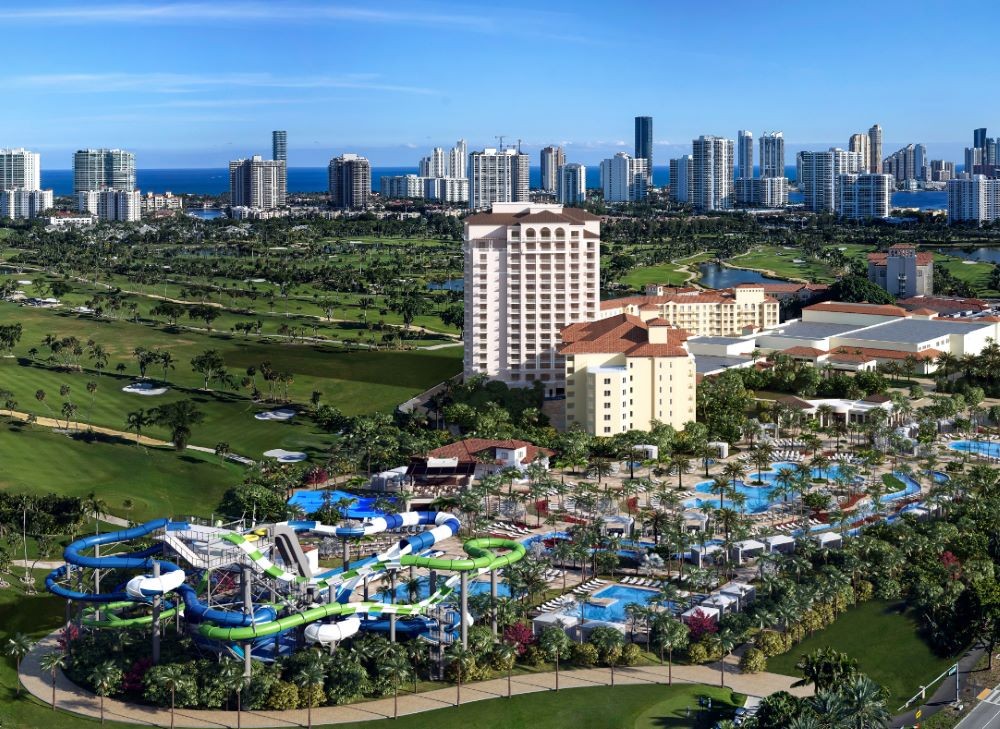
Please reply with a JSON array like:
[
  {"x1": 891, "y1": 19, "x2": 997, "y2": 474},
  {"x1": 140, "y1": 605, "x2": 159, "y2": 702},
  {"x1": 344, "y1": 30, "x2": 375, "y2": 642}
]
[{"x1": 957, "y1": 686, "x2": 1000, "y2": 728}]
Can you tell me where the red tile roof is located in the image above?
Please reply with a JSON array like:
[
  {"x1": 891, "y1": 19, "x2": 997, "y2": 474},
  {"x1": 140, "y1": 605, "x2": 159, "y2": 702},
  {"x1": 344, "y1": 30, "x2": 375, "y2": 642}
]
[
  {"x1": 804, "y1": 301, "x2": 908, "y2": 317},
  {"x1": 559, "y1": 313, "x2": 690, "y2": 357},
  {"x1": 600, "y1": 287, "x2": 767, "y2": 310},
  {"x1": 897, "y1": 295, "x2": 990, "y2": 313},
  {"x1": 867, "y1": 251, "x2": 934, "y2": 265},
  {"x1": 826, "y1": 351, "x2": 876, "y2": 363},
  {"x1": 426, "y1": 438, "x2": 553, "y2": 465},
  {"x1": 465, "y1": 207, "x2": 600, "y2": 226},
  {"x1": 909, "y1": 308, "x2": 938, "y2": 316},
  {"x1": 781, "y1": 346, "x2": 828, "y2": 357},
  {"x1": 761, "y1": 282, "x2": 832, "y2": 294}
]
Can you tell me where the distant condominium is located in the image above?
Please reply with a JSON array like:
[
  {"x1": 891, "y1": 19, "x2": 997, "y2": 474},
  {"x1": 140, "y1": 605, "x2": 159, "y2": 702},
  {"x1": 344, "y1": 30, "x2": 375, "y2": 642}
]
[
  {"x1": 930, "y1": 160, "x2": 956, "y2": 182},
  {"x1": 272, "y1": 131, "x2": 287, "y2": 162},
  {"x1": 669, "y1": 155, "x2": 691, "y2": 203},
  {"x1": 691, "y1": 135, "x2": 734, "y2": 211},
  {"x1": 328, "y1": 153, "x2": 371, "y2": 209},
  {"x1": 463, "y1": 202, "x2": 600, "y2": 398},
  {"x1": 947, "y1": 175, "x2": 1000, "y2": 224},
  {"x1": 736, "y1": 176, "x2": 788, "y2": 208},
  {"x1": 0, "y1": 148, "x2": 41, "y2": 190},
  {"x1": 73, "y1": 149, "x2": 135, "y2": 193},
  {"x1": 380, "y1": 173, "x2": 468, "y2": 203},
  {"x1": 837, "y1": 174, "x2": 893, "y2": 220},
  {"x1": 965, "y1": 127, "x2": 999, "y2": 176},
  {"x1": 883, "y1": 144, "x2": 927, "y2": 183},
  {"x1": 868, "y1": 124, "x2": 883, "y2": 174},
  {"x1": 448, "y1": 139, "x2": 467, "y2": 179},
  {"x1": 849, "y1": 133, "x2": 871, "y2": 172},
  {"x1": 77, "y1": 189, "x2": 141, "y2": 222},
  {"x1": 600, "y1": 152, "x2": 648, "y2": 202},
  {"x1": 229, "y1": 155, "x2": 287, "y2": 210},
  {"x1": 141, "y1": 191, "x2": 183, "y2": 213},
  {"x1": 797, "y1": 148, "x2": 863, "y2": 212},
  {"x1": 634, "y1": 116, "x2": 653, "y2": 171},
  {"x1": 419, "y1": 147, "x2": 448, "y2": 178},
  {"x1": 0, "y1": 189, "x2": 52, "y2": 220},
  {"x1": 759, "y1": 132, "x2": 784, "y2": 178},
  {"x1": 737, "y1": 130, "x2": 753, "y2": 179},
  {"x1": 557, "y1": 163, "x2": 586, "y2": 205},
  {"x1": 468, "y1": 147, "x2": 529, "y2": 210},
  {"x1": 540, "y1": 146, "x2": 565, "y2": 194}
]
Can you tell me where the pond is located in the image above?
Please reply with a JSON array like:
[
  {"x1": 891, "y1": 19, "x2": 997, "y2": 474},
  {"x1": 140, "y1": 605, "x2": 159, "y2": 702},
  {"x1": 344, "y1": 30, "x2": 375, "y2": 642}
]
[
  {"x1": 934, "y1": 247, "x2": 1000, "y2": 265},
  {"x1": 697, "y1": 263, "x2": 788, "y2": 289},
  {"x1": 426, "y1": 278, "x2": 464, "y2": 291}
]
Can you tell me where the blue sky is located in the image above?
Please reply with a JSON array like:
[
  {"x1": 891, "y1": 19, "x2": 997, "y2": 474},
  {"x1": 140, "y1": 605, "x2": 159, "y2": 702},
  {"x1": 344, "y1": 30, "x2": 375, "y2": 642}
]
[{"x1": 2, "y1": 0, "x2": 995, "y2": 168}]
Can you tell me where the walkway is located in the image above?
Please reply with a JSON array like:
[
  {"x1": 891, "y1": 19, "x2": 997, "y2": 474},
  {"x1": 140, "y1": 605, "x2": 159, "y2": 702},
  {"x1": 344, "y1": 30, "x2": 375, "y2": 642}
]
[{"x1": 20, "y1": 632, "x2": 812, "y2": 728}]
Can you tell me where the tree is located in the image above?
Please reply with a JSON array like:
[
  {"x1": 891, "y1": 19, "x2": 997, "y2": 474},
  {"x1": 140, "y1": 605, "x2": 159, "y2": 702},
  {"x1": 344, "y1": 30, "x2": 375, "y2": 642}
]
[
  {"x1": 829, "y1": 275, "x2": 896, "y2": 305},
  {"x1": 188, "y1": 303, "x2": 220, "y2": 330},
  {"x1": 0, "y1": 323, "x2": 22, "y2": 356},
  {"x1": 706, "y1": 627, "x2": 738, "y2": 687},
  {"x1": 588, "y1": 626, "x2": 625, "y2": 685},
  {"x1": 190, "y1": 349, "x2": 227, "y2": 390},
  {"x1": 493, "y1": 641, "x2": 518, "y2": 698},
  {"x1": 148, "y1": 664, "x2": 187, "y2": 729},
  {"x1": 439, "y1": 302, "x2": 464, "y2": 333},
  {"x1": 125, "y1": 409, "x2": 151, "y2": 445},
  {"x1": 446, "y1": 644, "x2": 475, "y2": 706},
  {"x1": 650, "y1": 614, "x2": 689, "y2": 684},
  {"x1": 89, "y1": 660, "x2": 123, "y2": 724},
  {"x1": 791, "y1": 647, "x2": 858, "y2": 691},
  {"x1": 150, "y1": 400, "x2": 205, "y2": 450},
  {"x1": 697, "y1": 370, "x2": 752, "y2": 444},
  {"x1": 5, "y1": 632, "x2": 35, "y2": 696},
  {"x1": 379, "y1": 645, "x2": 413, "y2": 719},
  {"x1": 216, "y1": 660, "x2": 247, "y2": 728},
  {"x1": 39, "y1": 651, "x2": 67, "y2": 710},
  {"x1": 538, "y1": 626, "x2": 572, "y2": 690},
  {"x1": 294, "y1": 652, "x2": 326, "y2": 729}
]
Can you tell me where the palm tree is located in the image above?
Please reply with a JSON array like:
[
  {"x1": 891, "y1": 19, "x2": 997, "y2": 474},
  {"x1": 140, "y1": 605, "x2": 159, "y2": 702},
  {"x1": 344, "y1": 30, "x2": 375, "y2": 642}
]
[
  {"x1": 150, "y1": 399, "x2": 205, "y2": 451},
  {"x1": 216, "y1": 660, "x2": 247, "y2": 728},
  {"x1": 152, "y1": 664, "x2": 187, "y2": 729},
  {"x1": 5, "y1": 632, "x2": 35, "y2": 695},
  {"x1": 651, "y1": 614, "x2": 688, "y2": 684},
  {"x1": 538, "y1": 626, "x2": 572, "y2": 691},
  {"x1": 124, "y1": 408, "x2": 151, "y2": 446},
  {"x1": 493, "y1": 641, "x2": 518, "y2": 698},
  {"x1": 446, "y1": 644, "x2": 475, "y2": 706},
  {"x1": 294, "y1": 652, "x2": 327, "y2": 729},
  {"x1": 707, "y1": 628, "x2": 738, "y2": 687},
  {"x1": 840, "y1": 673, "x2": 891, "y2": 727},
  {"x1": 379, "y1": 646, "x2": 413, "y2": 719},
  {"x1": 39, "y1": 651, "x2": 67, "y2": 710},
  {"x1": 89, "y1": 660, "x2": 122, "y2": 724}
]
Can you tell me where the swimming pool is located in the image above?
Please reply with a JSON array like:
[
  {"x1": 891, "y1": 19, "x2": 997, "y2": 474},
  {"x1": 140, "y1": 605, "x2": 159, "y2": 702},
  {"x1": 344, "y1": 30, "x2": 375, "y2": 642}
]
[
  {"x1": 884, "y1": 472, "x2": 922, "y2": 502},
  {"x1": 949, "y1": 440, "x2": 1000, "y2": 459},
  {"x1": 686, "y1": 461, "x2": 863, "y2": 513},
  {"x1": 391, "y1": 575, "x2": 511, "y2": 603},
  {"x1": 287, "y1": 490, "x2": 396, "y2": 518},
  {"x1": 574, "y1": 584, "x2": 666, "y2": 623}
]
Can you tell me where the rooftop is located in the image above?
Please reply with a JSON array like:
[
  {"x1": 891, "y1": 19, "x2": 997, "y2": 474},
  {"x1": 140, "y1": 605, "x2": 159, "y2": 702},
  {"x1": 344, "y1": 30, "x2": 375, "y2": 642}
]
[
  {"x1": 844, "y1": 317, "x2": 989, "y2": 344},
  {"x1": 560, "y1": 313, "x2": 690, "y2": 357},
  {"x1": 804, "y1": 301, "x2": 909, "y2": 317},
  {"x1": 694, "y1": 355, "x2": 755, "y2": 375},
  {"x1": 758, "y1": 320, "x2": 861, "y2": 340}
]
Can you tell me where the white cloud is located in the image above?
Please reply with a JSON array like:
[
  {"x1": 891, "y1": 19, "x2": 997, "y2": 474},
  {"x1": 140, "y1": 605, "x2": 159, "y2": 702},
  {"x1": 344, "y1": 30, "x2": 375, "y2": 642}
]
[{"x1": 12, "y1": 72, "x2": 437, "y2": 96}]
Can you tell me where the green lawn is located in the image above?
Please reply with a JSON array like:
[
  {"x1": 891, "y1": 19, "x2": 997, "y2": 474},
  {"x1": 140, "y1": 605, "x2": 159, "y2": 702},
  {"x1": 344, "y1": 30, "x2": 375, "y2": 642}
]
[
  {"x1": 933, "y1": 253, "x2": 999, "y2": 296},
  {"x1": 619, "y1": 252, "x2": 714, "y2": 289},
  {"x1": 0, "y1": 423, "x2": 241, "y2": 520},
  {"x1": 767, "y1": 600, "x2": 959, "y2": 709},
  {"x1": 0, "y1": 301, "x2": 462, "y2": 457},
  {"x1": 727, "y1": 246, "x2": 843, "y2": 283}
]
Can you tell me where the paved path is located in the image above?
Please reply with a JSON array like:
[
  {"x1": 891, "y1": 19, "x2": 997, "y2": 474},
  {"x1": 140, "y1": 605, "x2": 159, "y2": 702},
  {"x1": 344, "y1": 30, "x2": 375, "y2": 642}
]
[{"x1": 20, "y1": 632, "x2": 811, "y2": 727}]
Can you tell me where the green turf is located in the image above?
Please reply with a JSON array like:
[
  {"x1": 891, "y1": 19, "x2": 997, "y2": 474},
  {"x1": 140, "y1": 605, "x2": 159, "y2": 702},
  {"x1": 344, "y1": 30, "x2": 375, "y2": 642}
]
[
  {"x1": 767, "y1": 600, "x2": 959, "y2": 709},
  {"x1": 725, "y1": 246, "x2": 844, "y2": 283},
  {"x1": 933, "y1": 253, "x2": 999, "y2": 296},
  {"x1": 0, "y1": 423, "x2": 241, "y2": 520},
  {"x1": 619, "y1": 253, "x2": 714, "y2": 289},
  {"x1": 0, "y1": 300, "x2": 462, "y2": 456}
]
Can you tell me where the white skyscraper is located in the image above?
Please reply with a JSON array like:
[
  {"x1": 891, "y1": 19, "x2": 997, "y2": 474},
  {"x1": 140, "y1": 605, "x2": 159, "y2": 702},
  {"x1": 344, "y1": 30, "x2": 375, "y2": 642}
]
[
  {"x1": 557, "y1": 163, "x2": 586, "y2": 205},
  {"x1": 0, "y1": 189, "x2": 52, "y2": 220},
  {"x1": 600, "y1": 152, "x2": 648, "y2": 203},
  {"x1": 468, "y1": 148, "x2": 530, "y2": 210},
  {"x1": 758, "y1": 132, "x2": 785, "y2": 178},
  {"x1": 669, "y1": 156, "x2": 692, "y2": 203},
  {"x1": 540, "y1": 146, "x2": 565, "y2": 194},
  {"x1": 837, "y1": 174, "x2": 892, "y2": 219},
  {"x1": 691, "y1": 136, "x2": 734, "y2": 211},
  {"x1": 948, "y1": 175, "x2": 1000, "y2": 224},
  {"x1": 97, "y1": 189, "x2": 141, "y2": 222},
  {"x1": 0, "y1": 148, "x2": 41, "y2": 191},
  {"x1": 463, "y1": 202, "x2": 600, "y2": 398},
  {"x1": 73, "y1": 149, "x2": 135, "y2": 192},
  {"x1": 229, "y1": 155, "x2": 287, "y2": 210},
  {"x1": 797, "y1": 148, "x2": 863, "y2": 212},
  {"x1": 419, "y1": 147, "x2": 448, "y2": 178},
  {"x1": 448, "y1": 139, "x2": 467, "y2": 179},
  {"x1": 737, "y1": 130, "x2": 753, "y2": 179},
  {"x1": 328, "y1": 154, "x2": 371, "y2": 209}
]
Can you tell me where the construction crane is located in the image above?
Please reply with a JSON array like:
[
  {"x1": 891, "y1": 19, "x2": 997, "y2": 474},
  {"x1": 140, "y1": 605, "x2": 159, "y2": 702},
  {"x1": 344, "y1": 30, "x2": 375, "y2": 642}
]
[{"x1": 495, "y1": 135, "x2": 506, "y2": 151}]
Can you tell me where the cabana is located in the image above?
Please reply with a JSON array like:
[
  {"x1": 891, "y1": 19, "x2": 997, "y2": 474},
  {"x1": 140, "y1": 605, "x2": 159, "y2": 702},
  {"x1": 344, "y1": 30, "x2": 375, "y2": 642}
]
[
  {"x1": 531, "y1": 611, "x2": 580, "y2": 638},
  {"x1": 700, "y1": 593, "x2": 737, "y2": 616},
  {"x1": 814, "y1": 531, "x2": 843, "y2": 549},
  {"x1": 681, "y1": 605, "x2": 720, "y2": 626},
  {"x1": 720, "y1": 581, "x2": 756, "y2": 611},
  {"x1": 764, "y1": 534, "x2": 796, "y2": 554},
  {"x1": 730, "y1": 538, "x2": 766, "y2": 565},
  {"x1": 689, "y1": 542, "x2": 723, "y2": 568}
]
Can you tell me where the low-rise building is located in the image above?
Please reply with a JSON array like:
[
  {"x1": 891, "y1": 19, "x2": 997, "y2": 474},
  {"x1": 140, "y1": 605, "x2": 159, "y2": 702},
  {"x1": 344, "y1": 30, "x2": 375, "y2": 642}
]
[
  {"x1": 600, "y1": 284, "x2": 779, "y2": 336},
  {"x1": 867, "y1": 244, "x2": 933, "y2": 297},
  {"x1": 560, "y1": 314, "x2": 696, "y2": 435},
  {"x1": 140, "y1": 191, "x2": 183, "y2": 213},
  {"x1": 405, "y1": 438, "x2": 553, "y2": 488},
  {"x1": 0, "y1": 188, "x2": 53, "y2": 219}
]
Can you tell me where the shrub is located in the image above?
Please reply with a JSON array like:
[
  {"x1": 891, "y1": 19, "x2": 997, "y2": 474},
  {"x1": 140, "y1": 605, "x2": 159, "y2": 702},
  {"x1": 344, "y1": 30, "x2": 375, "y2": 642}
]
[
  {"x1": 300, "y1": 683, "x2": 325, "y2": 708},
  {"x1": 755, "y1": 630, "x2": 788, "y2": 658},
  {"x1": 620, "y1": 643, "x2": 642, "y2": 666},
  {"x1": 143, "y1": 664, "x2": 200, "y2": 708},
  {"x1": 739, "y1": 647, "x2": 767, "y2": 674},
  {"x1": 521, "y1": 644, "x2": 547, "y2": 668},
  {"x1": 856, "y1": 579, "x2": 874, "y2": 602},
  {"x1": 686, "y1": 642, "x2": 710, "y2": 664},
  {"x1": 502, "y1": 621, "x2": 535, "y2": 655},
  {"x1": 488, "y1": 646, "x2": 516, "y2": 673},
  {"x1": 267, "y1": 681, "x2": 300, "y2": 710},
  {"x1": 875, "y1": 577, "x2": 901, "y2": 601},
  {"x1": 571, "y1": 642, "x2": 599, "y2": 667}
]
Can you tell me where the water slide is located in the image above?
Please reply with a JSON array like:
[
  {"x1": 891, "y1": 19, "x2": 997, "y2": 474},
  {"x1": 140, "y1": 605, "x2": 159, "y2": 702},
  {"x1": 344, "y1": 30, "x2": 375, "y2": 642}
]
[{"x1": 47, "y1": 510, "x2": 525, "y2": 648}]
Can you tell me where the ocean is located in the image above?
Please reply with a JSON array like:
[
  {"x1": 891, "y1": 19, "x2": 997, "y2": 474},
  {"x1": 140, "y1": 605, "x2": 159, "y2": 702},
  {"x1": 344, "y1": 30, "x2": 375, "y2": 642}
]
[{"x1": 40, "y1": 165, "x2": 948, "y2": 210}]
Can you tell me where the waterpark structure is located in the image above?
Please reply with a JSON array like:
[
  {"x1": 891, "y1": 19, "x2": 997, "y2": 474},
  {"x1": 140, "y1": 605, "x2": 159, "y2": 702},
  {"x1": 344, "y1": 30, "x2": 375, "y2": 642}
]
[{"x1": 45, "y1": 510, "x2": 525, "y2": 675}]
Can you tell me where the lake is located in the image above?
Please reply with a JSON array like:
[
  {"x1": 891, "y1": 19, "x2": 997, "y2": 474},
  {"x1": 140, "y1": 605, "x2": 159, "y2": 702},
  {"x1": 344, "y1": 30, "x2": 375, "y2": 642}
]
[
  {"x1": 697, "y1": 263, "x2": 788, "y2": 288},
  {"x1": 426, "y1": 278, "x2": 464, "y2": 291},
  {"x1": 934, "y1": 247, "x2": 1000, "y2": 264}
]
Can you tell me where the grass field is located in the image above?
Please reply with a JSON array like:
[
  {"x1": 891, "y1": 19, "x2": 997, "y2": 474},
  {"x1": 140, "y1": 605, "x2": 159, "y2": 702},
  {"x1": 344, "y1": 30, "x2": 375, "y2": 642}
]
[
  {"x1": 726, "y1": 246, "x2": 843, "y2": 283},
  {"x1": 0, "y1": 301, "x2": 462, "y2": 457},
  {"x1": 767, "y1": 600, "x2": 959, "y2": 709},
  {"x1": 933, "y1": 252, "x2": 1000, "y2": 296},
  {"x1": 619, "y1": 252, "x2": 714, "y2": 289},
  {"x1": 0, "y1": 423, "x2": 240, "y2": 520}
]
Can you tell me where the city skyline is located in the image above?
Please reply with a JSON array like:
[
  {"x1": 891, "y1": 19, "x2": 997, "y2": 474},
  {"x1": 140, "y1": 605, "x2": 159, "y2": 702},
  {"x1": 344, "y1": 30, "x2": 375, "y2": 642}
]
[{"x1": 0, "y1": 0, "x2": 996, "y2": 167}]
